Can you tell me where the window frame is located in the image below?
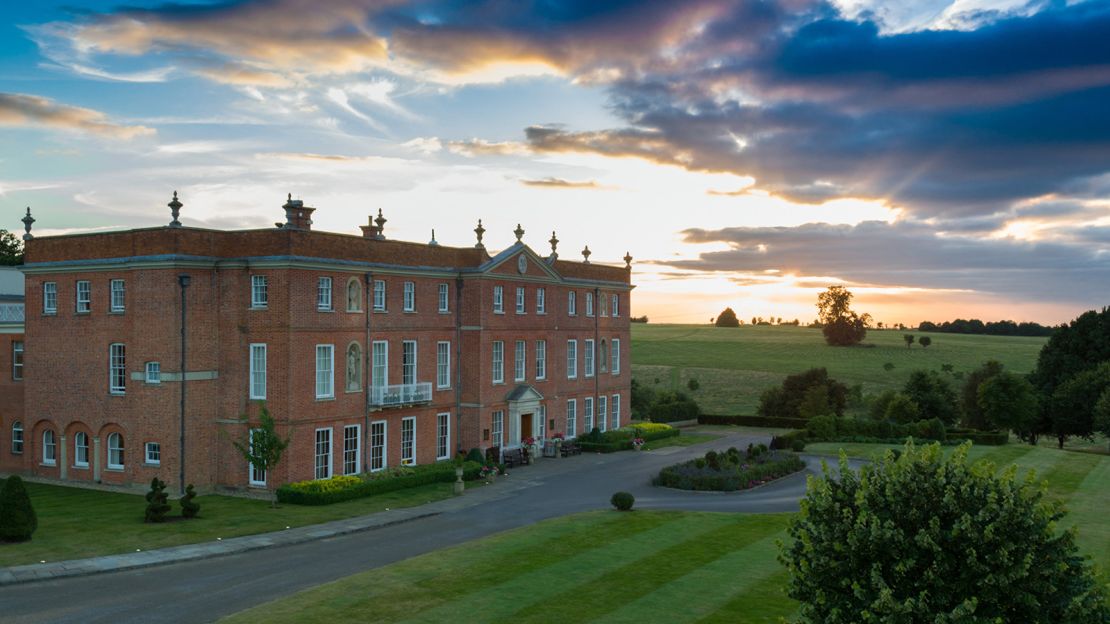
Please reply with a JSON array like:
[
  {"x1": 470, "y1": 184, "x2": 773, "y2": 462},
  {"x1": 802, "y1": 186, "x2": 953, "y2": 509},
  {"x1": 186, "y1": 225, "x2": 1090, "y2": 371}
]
[
  {"x1": 372, "y1": 279, "x2": 386, "y2": 311},
  {"x1": 493, "y1": 285, "x2": 504, "y2": 314},
  {"x1": 438, "y1": 283, "x2": 450, "y2": 313},
  {"x1": 403, "y1": 281, "x2": 415, "y2": 312},
  {"x1": 145, "y1": 441, "x2": 161, "y2": 466},
  {"x1": 250, "y1": 275, "x2": 268, "y2": 309},
  {"x1": 535, "y1": 339, "x2": 546, "y2": 380},
  {"x1": 612, "y1": 338, "x2": 621, "y2": 374},
  {"x1": 370, "y1": 420, "x2": 387, "y2": 472},
  {"x1": 43, "y1": 281, "x2": 57, "y2": 315},
  {"x1": 568, "y1": 291, "x2": 577, "y2": 316},
  {"x1": 585, "y1": 292, "x2": 594, "y2": 317},
  {"x1": 110, "y1": 279, "x2": 126, "y2": 313},
  {"x1": 343, "y1": 424, "x2": 360, "y2": 476},
  {"x1": 612, "y1": 393, "x2": 621, "y2": 430},
  {"x1": 315, "y1": 344, "x2": 335, "y2": 399},
  {"x1": 584, "y1": 339, "x2": 595, "y2": 378},
  {"x1": 74, "y1": 431, "x2": 89, "y2": 467},
  {"x1": 76, "y1": 280, "x2": 91, "y2": 313},
  {"x1": 42, "y1": 430, "x2": 56, "y2": 466},
  {"x1": 109, "y1": 343, "x2": 126, "y2": 395},
  {"x1": 249, "y1": 343, "x2": 267, "y2": 399},
  {"x1": 314, "y1": 427, "x2": 333, "y2": 479},
  {"x1": 567, "y1": 339, "x2": 578, "y2": 380},
  {"x1": 566, "y1": 399, "x2": 577, "y2": 439},
  {"x1": 492, "y1": 340, "x2": 504, "y2": 384},
  {"x1": 11, "y1": 421, "x2": 23, "y2": 454},
  {"x1": 612, "y1": 294, "x2": 620, "y2": 317},
  {"x1": 107, "y1": 432, "x2": 124, "y2": 470},
  {"x1": 584, "y1": 397, "x2": 594, "y2": 433},
  {"x1": 317, "y1": 276, "x2": 333, "y2": 311},
  {"x1": 514, "y1": 340, "x2": 526, "y2": 382},
  {"x1": 12, "y1": 340, "x2": 23, "y2": 381},
  {"x1": 402, "y1": 340, "x2": 417, "y2": 386},
  {"x1": 598, "y1": 395, "x2": 608, "y2": 432},
  {"x1": 437, "y1": 341, "x2": 451, "y2": 389},
  {"x1": 248, "y1": 429, "x2": 266, "y2": 485},
  {"x1": 436, "y1": 412, "x2": 451, "y2": 460},
  {"x1": 372, "y1": 341, "x2": 389, "y2": 390},
  {"x1": 491, "y1": 411, "x2": 504, "y2": 448},
  {"x1": 536, "y1": 287, "x2": 546, "y2": 314},
  {"x1": 145, "y1": 361, "x2": 161, "y2": 384},
  {"x1": 401, "y1": 416, "x2": 416, "y2": 466},
  {"x1": 515, "y1": 287, "x2": 525, "y2": 315}
]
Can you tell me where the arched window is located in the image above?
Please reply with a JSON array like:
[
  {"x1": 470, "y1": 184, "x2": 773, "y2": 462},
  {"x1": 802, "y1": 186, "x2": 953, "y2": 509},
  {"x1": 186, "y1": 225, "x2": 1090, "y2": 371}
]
[
  {"x1": 107, "y1": 432, "x2": 124, "y2": 469},
  {"x1": 600, "y1": 340, "x2": 609, "y2": 373},
  {"x1": 346, "y1": 278, "x2": 363, "y2": 312},
  {"x1": 11, "y1": 421, "x2": 23, "y2": 454},
  {"x1": 75, "y1": 432, "x2": 89, "y2": 467},
  {"x1": 42, "y1": 430, "x2": 56, "y2": 465},
  {"x1": 345, "y1": 342, "x2": 362, "y2": 392}
]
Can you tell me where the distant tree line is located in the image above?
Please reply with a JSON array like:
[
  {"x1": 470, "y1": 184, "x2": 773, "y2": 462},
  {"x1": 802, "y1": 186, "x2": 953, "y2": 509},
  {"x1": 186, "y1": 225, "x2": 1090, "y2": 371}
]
[
  {"x1": 630, "y1": 315, "x2": 649, "y2": 324},
  {"x1": 918, "y1": 318, "x2": 1056, "y2": 337}
]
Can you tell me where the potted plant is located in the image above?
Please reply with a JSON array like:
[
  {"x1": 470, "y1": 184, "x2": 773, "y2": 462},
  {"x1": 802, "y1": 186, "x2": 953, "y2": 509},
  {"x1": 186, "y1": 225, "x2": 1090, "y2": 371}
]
[
  {"x1": 523, "y1": 437, "x2": 536, "y2": 464},
  {"x1": 452, "y1": 452, "x2": 466, "y2": 494},
  {"x1": 632, "y1": 437, "x2": 646, "y2": 451},
  {"x1": 552, "y1": 432, "x2": 565, "y2": 458}
]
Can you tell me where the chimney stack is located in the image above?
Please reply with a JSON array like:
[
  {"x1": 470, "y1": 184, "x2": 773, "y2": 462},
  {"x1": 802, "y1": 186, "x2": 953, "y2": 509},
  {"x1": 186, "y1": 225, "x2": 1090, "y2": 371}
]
[{"x1": 282, "y1": 194, "x2": 315, "y2": 231}]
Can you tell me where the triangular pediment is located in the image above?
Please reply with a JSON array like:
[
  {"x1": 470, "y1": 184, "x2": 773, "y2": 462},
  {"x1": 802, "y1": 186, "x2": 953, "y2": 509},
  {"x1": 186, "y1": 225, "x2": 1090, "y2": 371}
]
[
  {"x1": 505, "y1": 384, "x2": 544, "y2": 403},
  {"x1": 479, "y1": 243, "x2": 562, "y2": 281}
]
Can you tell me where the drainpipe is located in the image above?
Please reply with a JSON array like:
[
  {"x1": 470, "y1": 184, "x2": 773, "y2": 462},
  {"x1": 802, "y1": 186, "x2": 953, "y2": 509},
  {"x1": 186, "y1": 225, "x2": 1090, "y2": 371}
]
[
  {"x1": 364, "y1": 272, "x2": 373, "y2": 473},
  {"x1": 178, "y1": 273, "x2": 191, "y2": 495},
  {"x1": 594, "y1": 287, "x2": 600, "y2": 429},
  {"x1": 454, "y1": 275, "x2": 464, "y2": 454}
]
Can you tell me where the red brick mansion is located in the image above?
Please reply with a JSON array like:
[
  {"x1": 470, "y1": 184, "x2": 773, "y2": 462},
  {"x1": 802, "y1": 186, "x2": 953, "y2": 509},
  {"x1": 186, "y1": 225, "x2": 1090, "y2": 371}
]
[{"x1": 0, "y1": 196, "x2": 632, "y2": 492}]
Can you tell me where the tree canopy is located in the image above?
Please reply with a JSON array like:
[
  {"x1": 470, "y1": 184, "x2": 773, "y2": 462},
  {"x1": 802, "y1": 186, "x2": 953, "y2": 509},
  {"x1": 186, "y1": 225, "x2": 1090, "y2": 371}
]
[
  {"x1": 978, "y1": 371, "x2": 1038, "y2": 438},
  {"x1": 714, "y1": 307, "x2": 739, "y2": 327},
  {"x1": 816, "y1": 286, "x2": 871, "y2": 347},
  {"x1": 0, "y1": 230, "x2": 22, "y2": 265},
  {"x1": 780, "y1": 443, "x2": 1109, "y2": 623}
]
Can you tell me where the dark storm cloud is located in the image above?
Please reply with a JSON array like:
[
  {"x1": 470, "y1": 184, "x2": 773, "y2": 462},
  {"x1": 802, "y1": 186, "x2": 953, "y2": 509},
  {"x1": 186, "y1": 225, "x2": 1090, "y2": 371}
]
[{"x1": 669, "y1": 221, "x2": 1110, "y2": 302}]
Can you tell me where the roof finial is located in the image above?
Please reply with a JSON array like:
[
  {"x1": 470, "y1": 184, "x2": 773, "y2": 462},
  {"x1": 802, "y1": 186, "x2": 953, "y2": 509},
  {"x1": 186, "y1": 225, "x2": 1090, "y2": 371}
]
[
  {"x1": 429, "y1": 228, "x2": 439, "y2": 246},
  {"x1": 549, "y1": 231, "x2": 559, "y2": 260},
  {"x1": 513, "y1": 223, "x2": 524, "y2": 243},
  {"x1": 474, "y1": 219, "x2": 486, "y2": 249},
  {"x1": 168, "y1": 191, "x2": 183, "y2": 228},
  {"x1": 21, "y1": 207, "x2": 35, "y2": 241},
  {"x1": 623, "y1": 251, "x2": 633, "y2": 269},
  {"x1": 374, "y1": 208, "x2": 386, "y2": 240},
  {"x1": 581, "y1": 245, "x2": 591, "y2": 264}
]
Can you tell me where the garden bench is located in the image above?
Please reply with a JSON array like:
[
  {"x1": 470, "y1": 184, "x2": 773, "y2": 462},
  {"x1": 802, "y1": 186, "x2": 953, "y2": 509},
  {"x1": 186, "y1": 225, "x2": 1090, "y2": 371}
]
[
  {"x1": 560, "y1": 442, "x2": 581, "y2": 457},
  {"x1": 503, "y1": 447, "x2": 526, "y2": 468}
]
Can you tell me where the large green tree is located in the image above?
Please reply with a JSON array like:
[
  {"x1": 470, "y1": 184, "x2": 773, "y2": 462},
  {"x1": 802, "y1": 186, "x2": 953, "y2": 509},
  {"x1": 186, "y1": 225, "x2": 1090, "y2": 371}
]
[
  {"x1": 232, "y1": 404, "x2": 290, "y2": 507},
  {"x1": 816, "y1": 286, "x2": 871, "y2": 347},
  {"x1": 960, "y1": 360, "x2": 1005, "y2": 429},
  {"x1": 0, "y1": 229, "x2": 22, "y2": 265},
  {"x1": 1049, "y1": 362, "x2": 1110, "y2": 449},
  {"x1": 1030, "y1": 307, "x2": 1110, "y2": 443},
  {"x1": 780, "y1": 443, "x2": 1109, "y2": 623},
  {"x1": 902, "y1": 370, "x2": 961, "y2": 425},
  {"x1": 714, "y1": 307, "x2": 739, "y2": 327},
  {"x1": 977, "y1": 371, "x2": 1038, "y2": 439}
]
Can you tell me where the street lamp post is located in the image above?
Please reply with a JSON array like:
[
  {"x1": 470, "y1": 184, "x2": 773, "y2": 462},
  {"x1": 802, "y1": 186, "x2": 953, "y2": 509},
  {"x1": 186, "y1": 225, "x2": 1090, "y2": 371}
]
[{"x1": 178, "y1": 274, "x2": 191, "y2": 494}]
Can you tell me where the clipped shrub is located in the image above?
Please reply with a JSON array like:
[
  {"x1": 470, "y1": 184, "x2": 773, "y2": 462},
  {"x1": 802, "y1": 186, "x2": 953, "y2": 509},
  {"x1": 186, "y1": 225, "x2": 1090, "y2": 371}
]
[
  {"x1": 655, "y1": 450, "x2": 806, "y2": 491},
  {"x1": 806, "y1": 415, "x2": 837, "y2": 440},
  {"x1": 649, "y1": 391, "x2": 701, "y2": 423},
  {"x1": 884, "y1": 393, "x2": 921, "y2": 424},
  {"x1": 610, "y1": 491, "x2": 635, "y2": 511},
  {"x1": 705, "y1": 450, "x2": 721, "y2": 470},
  {"x1": 758, "y1": 368, "x2": 848, "y2": 420},
  {"x1": 180, "y1": 484, "x2": 201, "y2": 519},
  {"x1": 144, "y1": 477, "x2": 171, "y2": 523},
  {"x1": 465, "y1": 448, "x2": 484, "y2": 464},
  {"x1": 698, "y1": 414, "x2": 809, "y2": 428},
  {"x1": 578, "y1": 424, "x2": 679, "y2": 453},
  {"x1": 277, "y1": 462, "x2": 483, "y2": 505},
  {"x1": 0, "y1": 475, "x2": 37, "y2": 542},
  {"x1": 914, "y1": 417, "x2": 947, "y2": 441},
  {"x1": 687, "y1": 378, "x2": 700, "y2": 391},
  {"x1": 791, "y1": 439, "x2": 807, "y2": 452},
  {"x1": 770, "y1": 430, "x2": 808, "y2": 450}
]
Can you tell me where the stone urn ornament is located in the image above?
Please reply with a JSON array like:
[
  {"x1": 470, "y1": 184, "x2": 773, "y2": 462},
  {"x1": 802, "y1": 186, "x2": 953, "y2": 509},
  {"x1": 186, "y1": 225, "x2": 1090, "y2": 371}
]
[{"x1": 453, "y1": 453, "x2": 465, "y2": 495}]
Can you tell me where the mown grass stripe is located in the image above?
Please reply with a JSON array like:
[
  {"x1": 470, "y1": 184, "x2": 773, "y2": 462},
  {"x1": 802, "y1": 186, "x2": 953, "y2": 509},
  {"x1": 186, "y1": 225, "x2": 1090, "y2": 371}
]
[
  {"x1": 510, "y1": 513, "x2": 789, "y2": 624},
  {"x1": 397, "y1": 513, "x2": 745, "y2": 624},
  {"x1": 971, "y1": 443, "x2": 1035, "y2": 467},
  {"x1": 1040, "y1": 451, "x2": 1102, "y2": 501},
  {"x1": 591, "y1": 528, "x2": 791, "y2": 624},
  {"x1": 1058, "y1": 456, "x2": 1110, "y2": 582},
  {"x1": 694, "y1": 569, "x2": 796, "y2": 624}
]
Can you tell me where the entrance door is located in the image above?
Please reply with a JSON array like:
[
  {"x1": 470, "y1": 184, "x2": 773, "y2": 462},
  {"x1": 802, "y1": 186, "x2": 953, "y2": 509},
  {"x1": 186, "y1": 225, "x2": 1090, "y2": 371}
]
[{"x1": 520, "y1": 413, "x2": 533, "y2": 442}]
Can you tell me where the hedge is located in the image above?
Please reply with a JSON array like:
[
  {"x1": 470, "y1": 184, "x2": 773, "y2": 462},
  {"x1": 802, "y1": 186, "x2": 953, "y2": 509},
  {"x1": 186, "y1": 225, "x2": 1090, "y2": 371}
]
[
  {"x1": 947, "y1": 428, "x2": 1009, "y2": 446},
  {"x1": 276, "y1": 461, "x2": 483, "y2": 505},
  {"x1": 578, "y1": 426, "x2": 680, "y2": 453},
  {"x1": 698, "y1": 414, "x2": 809, "y2": 429},
  {"x1": 654, "y1": 449, "x2": 806, "y2": 491}
]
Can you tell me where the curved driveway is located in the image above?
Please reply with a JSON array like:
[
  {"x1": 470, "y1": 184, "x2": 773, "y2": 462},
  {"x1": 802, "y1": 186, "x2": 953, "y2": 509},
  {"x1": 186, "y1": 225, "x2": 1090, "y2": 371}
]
[{"x1": 0, "y1": 431, "x2": 852, "y2": 624}]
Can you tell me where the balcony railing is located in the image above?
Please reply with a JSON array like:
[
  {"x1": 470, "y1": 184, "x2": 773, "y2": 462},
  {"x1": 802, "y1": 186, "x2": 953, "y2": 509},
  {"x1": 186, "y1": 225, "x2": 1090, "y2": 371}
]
[
  {"x1": 0, "y1": 303, "x2": 24, "y2": 323},
  {"x1": 371, "y1": 382, "x2": 433, "y2": 408}
]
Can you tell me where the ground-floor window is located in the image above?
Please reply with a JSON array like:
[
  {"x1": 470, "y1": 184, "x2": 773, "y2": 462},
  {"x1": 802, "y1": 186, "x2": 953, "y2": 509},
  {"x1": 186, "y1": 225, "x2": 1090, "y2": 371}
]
[
  {"x1": 370, "y1": 421, "x2": 386, "y2": 471},
  {"x1": 436, "y1": 413, "x2": 450, "y2": 460},
  {"x1": 584, "y1": 398, "x2": 594, "y2": 433},
  {"x1": 537, "y1": 405, "x2": 546, "y2": 441},
  {"x1": 343, "y1": 425, "x2": 360, "y2": 475},
  {"x1": 314, "y1": 428, "x2": 332, "y2": 479},
  {"x1": 401, "y1": 417, "x2": 416, "y2": 465},
  {"x1": 11, "y1": 421, "x2": 22, "y2": 454},
  {"x1": 145, "y1": 442, "x2": 161, "y2": 465},
  {"x1": 598, "y1": 396, "x2": 608, "y2": 433},
  {"x1": 42, "y1": 430, "x2": 56, "y2": 465},
  {"x1": 612, "y1": 394, "x2": 621, "y2": 430},
  {"x1": 566, "y1": 400, "x2": 577, "y2": 438},
  {"x1": 491, "y1": 411, "x2": 504, "y2": 448},
  {"x1": 107, "y1": 432, "x2": 125, "y2": 469},
  {"x1": 248, "y1": 429, "x2": 266, "y2": 485},
  {"x1": 74, "y1": 432, "x2": 89, "y2": 467}
]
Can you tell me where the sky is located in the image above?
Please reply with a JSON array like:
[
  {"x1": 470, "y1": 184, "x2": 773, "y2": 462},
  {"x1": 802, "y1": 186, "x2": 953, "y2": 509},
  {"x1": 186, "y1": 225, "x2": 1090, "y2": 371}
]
[{"x1": 1, "y1": 0, "x2": 1108, "y2": 326}]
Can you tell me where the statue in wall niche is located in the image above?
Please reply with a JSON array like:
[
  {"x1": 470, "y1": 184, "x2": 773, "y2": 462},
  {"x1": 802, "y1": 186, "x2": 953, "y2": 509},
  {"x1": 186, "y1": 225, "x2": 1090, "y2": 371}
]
[
  {"x1": 347, "y1": 344, "x2": 361, "y2": 391},
  {"x1": 347, "y1": 280, "x2": 361, "y2": 311}
]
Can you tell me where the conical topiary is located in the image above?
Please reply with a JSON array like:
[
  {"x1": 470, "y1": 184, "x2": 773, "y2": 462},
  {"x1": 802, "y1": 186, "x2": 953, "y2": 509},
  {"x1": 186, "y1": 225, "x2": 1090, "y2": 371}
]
[
  {"x1": 180, "y1": 484, "x2": 200, "y2": 519},
  {"x1": 0, "y1": 475, "x2": 38, "y2": 542},
  {"x1": 144, "y1": 477, "x2": 171, "y2": 523}
]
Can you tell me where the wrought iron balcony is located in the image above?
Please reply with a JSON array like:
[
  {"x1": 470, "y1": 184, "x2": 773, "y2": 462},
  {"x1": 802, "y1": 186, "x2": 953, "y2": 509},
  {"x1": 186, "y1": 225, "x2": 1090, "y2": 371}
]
[{"x1": 370, "y1": 382, "x2": 433, "y2": 408}]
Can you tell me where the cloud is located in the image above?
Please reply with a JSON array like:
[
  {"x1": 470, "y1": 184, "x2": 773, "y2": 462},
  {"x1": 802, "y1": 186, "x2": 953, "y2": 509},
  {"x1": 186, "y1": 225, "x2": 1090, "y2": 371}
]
[
  {"x1": 520, "y1": 177, "x2": 599, "y2": 189},
  {"x1": 669, "y1": 219, "x2": 1110, "y2": 303},
  {"x1": 193, "y1": 63, "x2": 296, "y2": 87},
  {"x1": 400, "y1": 136, "x2": 442, "y2": 154},
  {"x1": 0, "y1": 92, "x2": 154, "y2": 139},
  {"x1": 447, "y1": 138, "x2": 531, "y2": 157}
]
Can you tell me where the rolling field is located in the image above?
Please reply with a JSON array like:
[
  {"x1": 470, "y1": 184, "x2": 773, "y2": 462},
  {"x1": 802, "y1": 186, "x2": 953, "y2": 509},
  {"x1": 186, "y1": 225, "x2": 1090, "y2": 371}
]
[
  {"x1": 222, "y1": 444, "x2": 1110, "y2": 623},
  {"x1": 632, "y1": 324, "x2": 1048, "y2": 415}
]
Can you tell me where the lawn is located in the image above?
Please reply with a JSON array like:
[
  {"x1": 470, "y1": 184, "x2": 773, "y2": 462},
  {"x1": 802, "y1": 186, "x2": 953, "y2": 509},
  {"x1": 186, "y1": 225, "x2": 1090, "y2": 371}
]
[
  {"x1": 632, "y1": 324, "x2": 1047, "y2": 415},
  {"x1": 220, "y1": 510, "x2": 799, "y2": 624},
  {"x1": 0, "y1": 479, "x2": 468, "y2": 567},
  {"x1": 223, "y1": 441, "x2": 1110, "y2": 623},
  {"x1": 641, "y1": 432, "x2": 717, "y2": 450}
]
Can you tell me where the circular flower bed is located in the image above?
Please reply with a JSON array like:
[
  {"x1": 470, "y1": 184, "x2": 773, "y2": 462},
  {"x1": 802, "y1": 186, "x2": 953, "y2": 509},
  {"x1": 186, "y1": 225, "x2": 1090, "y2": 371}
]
[{"x1": 653, "y1": 444, "x2": 806, "y2": 492}]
